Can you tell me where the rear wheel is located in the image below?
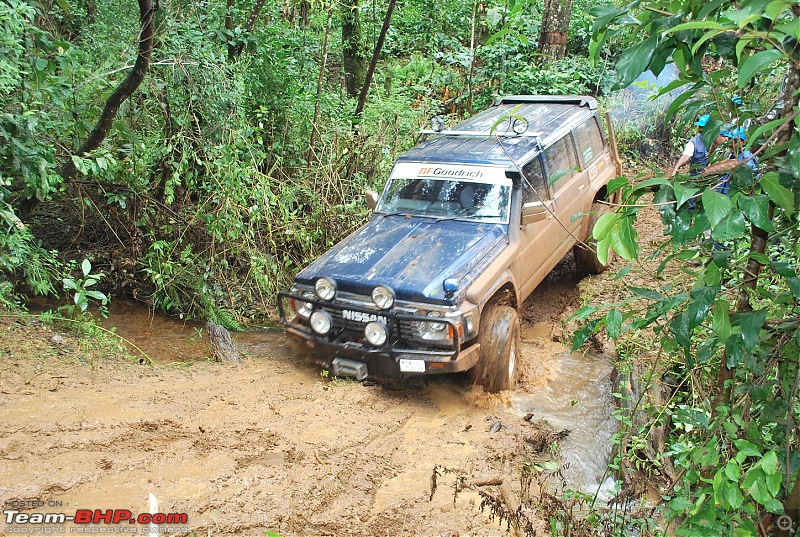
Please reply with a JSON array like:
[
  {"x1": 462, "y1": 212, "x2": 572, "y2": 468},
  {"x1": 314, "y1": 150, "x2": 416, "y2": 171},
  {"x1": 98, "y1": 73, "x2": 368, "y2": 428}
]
[
  {"x1": 573, "y1": 201, "x2": 614, "y2": 275},
  {"x1": 471, "y1": 305, "x2": 520, "y2": 392}
]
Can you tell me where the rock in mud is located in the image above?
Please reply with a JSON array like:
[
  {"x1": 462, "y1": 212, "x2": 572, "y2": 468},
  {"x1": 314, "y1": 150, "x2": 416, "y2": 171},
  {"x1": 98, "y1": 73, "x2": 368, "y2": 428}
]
[{"x1": 206, "y1": 321, "x2": 242, "y2": 364}]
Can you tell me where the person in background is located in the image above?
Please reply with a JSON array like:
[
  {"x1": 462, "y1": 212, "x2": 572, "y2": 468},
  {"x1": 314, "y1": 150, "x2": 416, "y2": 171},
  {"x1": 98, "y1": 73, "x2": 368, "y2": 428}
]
[
  {"x1": 670, "y1": 114, "x2": 726, "y2": 210},
  {"x1": 715, "y1": 127, "x2": 759, "y2": 195},
  {"x1": 670, "y1": 114, "x2": 726, "y2": 178}
]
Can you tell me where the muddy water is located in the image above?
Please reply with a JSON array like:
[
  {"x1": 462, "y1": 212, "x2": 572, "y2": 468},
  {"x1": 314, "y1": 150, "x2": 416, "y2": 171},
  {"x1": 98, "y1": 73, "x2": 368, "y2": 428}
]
[
  {"x1": 82, "y1": 301, "x2": 616, "y2": 496},
  {"x1": 514, "y1": 324, "x2": 617, "y2": 498}
]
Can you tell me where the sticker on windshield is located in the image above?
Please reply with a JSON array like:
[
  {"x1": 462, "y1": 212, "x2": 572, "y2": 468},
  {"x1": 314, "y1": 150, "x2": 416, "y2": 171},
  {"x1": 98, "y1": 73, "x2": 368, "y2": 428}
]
[{"x1": 390, "y1": 162, "x2": 510, "y2": 185}]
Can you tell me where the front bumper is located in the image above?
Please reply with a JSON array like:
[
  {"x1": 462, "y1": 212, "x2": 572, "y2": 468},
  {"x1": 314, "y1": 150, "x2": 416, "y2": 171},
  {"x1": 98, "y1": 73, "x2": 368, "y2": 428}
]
[{"x1": 278, "y1": 290, "x2": 480, "y2": 378}]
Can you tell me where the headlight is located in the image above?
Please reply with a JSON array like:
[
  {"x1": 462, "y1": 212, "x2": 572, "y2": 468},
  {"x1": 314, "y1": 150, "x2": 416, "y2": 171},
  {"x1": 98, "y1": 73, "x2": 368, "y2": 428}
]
[
  {"x1": 295, "y1": 292, "x2": 315, "y2": 319},
  {"x1": 315, "y1": 277, "x2": 336, "y2": 301},
  {"x1": 310, "y1": 310, "x2": 332, "y2": 335},
  {"x1": 364, "y1": 321, "x2": 388, "y2": 346},
  {"x1": 419, "y1": 311, "x2": 448, "y2": 340},
  {"x1": 371, "y1": 285, "x2": 395, "y2": 309}
]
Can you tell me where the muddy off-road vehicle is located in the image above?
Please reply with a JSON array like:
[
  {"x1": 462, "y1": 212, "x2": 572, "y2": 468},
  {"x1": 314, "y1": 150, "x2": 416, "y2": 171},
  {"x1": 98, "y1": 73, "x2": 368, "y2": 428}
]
[{"x1": 279, "y1": 95, "x2": 621, "y2": 391}]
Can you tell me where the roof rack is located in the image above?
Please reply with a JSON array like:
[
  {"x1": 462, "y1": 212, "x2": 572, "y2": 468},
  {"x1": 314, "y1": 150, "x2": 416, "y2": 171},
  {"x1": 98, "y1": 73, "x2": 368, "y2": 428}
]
[
  {"x1": 417, "y1": 129, "x2": 543, "y2": 137},
  {"x1": 493, "y1": 95, "x2": 597, "y2": 110}
]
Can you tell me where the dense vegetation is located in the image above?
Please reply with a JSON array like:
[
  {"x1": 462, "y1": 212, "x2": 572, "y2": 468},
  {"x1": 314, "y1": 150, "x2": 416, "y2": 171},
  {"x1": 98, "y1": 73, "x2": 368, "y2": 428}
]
[
  {"x1": 2, "y1": 0, "x2": 799, "y2": 534},
  {"x1": 575, "y1": 0, "x2": 800, "y2": 534},
  {"x1": 0, "y1": 0, "x2": 606, "y2": 324}
]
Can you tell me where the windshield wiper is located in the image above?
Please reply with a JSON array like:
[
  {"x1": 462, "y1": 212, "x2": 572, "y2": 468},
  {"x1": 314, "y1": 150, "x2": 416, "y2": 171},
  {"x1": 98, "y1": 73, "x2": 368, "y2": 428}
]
[{"x1": 379, "y1": 211, "x2": 412, "y2": 218}]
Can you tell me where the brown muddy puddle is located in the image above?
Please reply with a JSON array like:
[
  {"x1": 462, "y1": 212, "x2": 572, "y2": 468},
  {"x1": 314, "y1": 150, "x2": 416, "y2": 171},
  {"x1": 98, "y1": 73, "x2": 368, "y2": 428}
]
[
  {"x1": 30, "y1": 299, "x2": 616, "y2": 496},
  {"x1": 104, "y1": 304, "x2": 615, "y2": 497}
]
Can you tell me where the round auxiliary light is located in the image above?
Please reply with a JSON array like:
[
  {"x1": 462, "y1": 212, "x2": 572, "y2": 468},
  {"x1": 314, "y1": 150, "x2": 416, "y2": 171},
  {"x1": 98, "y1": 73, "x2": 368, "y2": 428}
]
[
  {"x1": 309, "y1": 310, "x2": 332, "y2": 335},
  {"x1": 512, "y1": 117, "x2": 528, "y2": 135},
  {"x1": 431, "y1": 116, "x2": 445, "y2": 132},
  {"x1": 315, "y1": 277, "x2": 336, "y2": 301},
  {"x1": 371, "y1": 285, "x2": 395, "y2": 310},
  {"x1": 296, "y1": 292, "x2": 315, "y2": 319},
  {"x1": 364, "y1": 321, "x2": 388, "y2": 346}
]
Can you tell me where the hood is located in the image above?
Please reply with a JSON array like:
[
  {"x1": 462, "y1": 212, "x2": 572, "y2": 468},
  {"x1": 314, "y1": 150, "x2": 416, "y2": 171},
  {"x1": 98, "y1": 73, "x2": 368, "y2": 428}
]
[{"x1": 296, "y1": 215, "x2": 508, "y2": 304}]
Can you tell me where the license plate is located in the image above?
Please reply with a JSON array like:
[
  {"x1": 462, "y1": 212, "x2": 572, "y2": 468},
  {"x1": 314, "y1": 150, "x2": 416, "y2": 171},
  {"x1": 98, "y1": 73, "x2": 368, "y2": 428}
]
[{"x1": 399, "y1": 359, "x2": 425, "y2": 373}]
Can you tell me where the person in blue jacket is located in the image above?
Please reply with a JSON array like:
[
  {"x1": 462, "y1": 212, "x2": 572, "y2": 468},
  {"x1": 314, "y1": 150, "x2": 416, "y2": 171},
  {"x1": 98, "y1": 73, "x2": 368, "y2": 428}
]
[
  {"x1": 715, "y1": 127, "x2": 760, "y2": 195},
  {"x1": 670, "y1": 114, "x2": 713, "y2": 178}
]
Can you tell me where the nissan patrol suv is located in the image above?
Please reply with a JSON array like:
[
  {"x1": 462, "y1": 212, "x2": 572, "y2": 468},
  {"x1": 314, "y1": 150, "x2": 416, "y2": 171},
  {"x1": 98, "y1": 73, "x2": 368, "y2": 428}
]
[{"x1": 279, "y1": 95, "x2": 621, "y2": 391}]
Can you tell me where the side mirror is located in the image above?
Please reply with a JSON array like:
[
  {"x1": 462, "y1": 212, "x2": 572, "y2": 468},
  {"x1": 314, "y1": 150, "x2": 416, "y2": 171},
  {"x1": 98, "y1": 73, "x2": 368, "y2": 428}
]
[
  {"x1": 521, "y1": 201, "x2": 550, "y2": 225},
  {"x1": 365, "y1": 190, "x2": 379, "y2": 210}
]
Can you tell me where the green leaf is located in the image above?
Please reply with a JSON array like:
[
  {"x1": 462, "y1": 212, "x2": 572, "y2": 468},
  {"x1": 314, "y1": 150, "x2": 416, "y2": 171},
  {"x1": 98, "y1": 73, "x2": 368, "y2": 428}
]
[
  {"x1": 606, "y1": 309, "x2": 622, "y2": 339},
  {"x1": 724, "y1": 460, "x2": 740, "y2": 481},
  {"x1": 627, "y1": 286, "x2": 665, "y2": 300},
  {"x1": 701, "y1": 189, "x2": 732, "y2": 229},
  {"x1": 614, "y1": 34, "x2": 658, "y2": 89},
  {"x1": 738, "y1": 49, "x2": 783, "y2": 88},
  {"x1": 766, "y1": 472, "x2": 782, "y2": 497},
  {"x1": 711, "y1": 211, "x2": 746, "y2": 241},
  {"x1": 571, "y1": 319, "x2": 599, "y2": 351},
  {"x1": 746, "y1": 117, "x2": 788, "y2": 147},
  {"x1": 759, "y1": 172, "x2": 794, "y2": 215},
  {"x1": 596, "y1": 233, "x2": 612, "y2": 266},
  {"x1": 610, "y1": 218, "x2": 639, "y2": 260},
  {"x1": 738, "y1": 195, "x2": 774, "y2": 231},
  {"x1": 670, "y1": 20, "x2": 726, "y2": 32},
  {"x1": 688, "y1": 286, "x2": 718, "y2": 330},
  {"x1": 712, "y1": 300, "x2": 732, "y2": 341},
  {"x1": 761, "y1": 451, "x2": 778, "y2": 476},
  {"x1": 735, "y1": 438, "x2": 762, "y2": 457},
  {"x1": 726, "y1": 335, "x2": 746, "y2": 369},
  {"x1": 672, "y1": 182, "x2": 699, "y2": 209},
  {"x1": 569, "y1": 305, "x2": 598, "y2": 322},
  {"x1": 81, "y1": 258, "x2": 91, "y2": 277},
  {"x1": 739, "y1": 309, "x2": 766, "y2": 351},
  {"x1": 787, "y1": 277, "x2": 800, "y2": 298},
  {"x1": 632, "y1": 177, "x2": 670, "y2": 193},
  {"x1": 592, "y1": 211, "x2": 619, "y2": 241}
]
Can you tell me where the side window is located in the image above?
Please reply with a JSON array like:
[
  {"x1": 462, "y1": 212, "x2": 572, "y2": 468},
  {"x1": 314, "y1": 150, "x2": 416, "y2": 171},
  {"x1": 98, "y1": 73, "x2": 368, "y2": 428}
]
[
  {"x1": 521, "y1": 157, "x2": 549, "y2": 203},
  {"x1": 572, "y1": 117, "x2": 606, "y2": 167},
  {"x1": 543, "y1": 137, "x2": 578, "y2": 192}
]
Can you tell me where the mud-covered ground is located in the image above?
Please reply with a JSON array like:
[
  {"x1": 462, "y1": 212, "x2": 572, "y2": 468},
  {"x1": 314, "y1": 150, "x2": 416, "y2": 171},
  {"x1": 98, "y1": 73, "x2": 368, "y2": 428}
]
[
  {"x1": 0, "y1": 318, "x2": 564, "y2": 537},
  {"x1": 0, "y1": 194, "x2": 667, "y2": 537}
]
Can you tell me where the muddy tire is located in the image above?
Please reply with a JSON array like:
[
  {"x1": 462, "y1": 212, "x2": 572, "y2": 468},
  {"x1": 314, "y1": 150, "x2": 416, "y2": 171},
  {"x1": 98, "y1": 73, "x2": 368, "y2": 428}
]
[
  {"x1": 471, "y1": 305, "x2": 520, "y2": 392},
  {"x1": 574, "y1": 201, "x2": 614, "y2": 275}
]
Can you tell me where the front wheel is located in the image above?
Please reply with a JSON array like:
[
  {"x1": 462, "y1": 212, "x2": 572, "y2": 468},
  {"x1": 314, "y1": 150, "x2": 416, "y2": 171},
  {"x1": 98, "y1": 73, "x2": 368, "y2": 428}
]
[
  {"x1": 471, "y1": 305, "x2": 521, "y2": 392},
  {"x1": 573, "y1": 201, "x2": 614, "y2": 275}
]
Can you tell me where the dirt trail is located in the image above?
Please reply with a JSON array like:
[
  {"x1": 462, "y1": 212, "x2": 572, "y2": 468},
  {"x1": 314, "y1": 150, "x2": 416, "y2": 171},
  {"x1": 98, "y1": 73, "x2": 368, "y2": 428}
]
[{"x1": 0, "y1": 319, "x2": 553, "y2": 537}]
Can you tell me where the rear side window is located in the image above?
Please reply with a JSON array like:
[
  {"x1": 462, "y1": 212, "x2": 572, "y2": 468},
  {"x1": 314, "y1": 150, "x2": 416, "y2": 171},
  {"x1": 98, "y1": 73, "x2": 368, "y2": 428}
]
[
  {"x1": 572, "y1": 117, "x2": 606, "y2": 167},
  {"x1": 521, "y1": 158, "x2": 549, "y2": 203},
  {"x1": 543, "y1": 137, "x2": 578, "y2": 192}
]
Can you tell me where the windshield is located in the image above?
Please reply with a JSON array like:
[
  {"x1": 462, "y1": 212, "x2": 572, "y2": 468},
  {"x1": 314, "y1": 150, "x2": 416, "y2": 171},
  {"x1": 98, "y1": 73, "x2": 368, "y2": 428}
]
[{"x1": 376, "y1": 178, "x2": 511, "y2": 223}]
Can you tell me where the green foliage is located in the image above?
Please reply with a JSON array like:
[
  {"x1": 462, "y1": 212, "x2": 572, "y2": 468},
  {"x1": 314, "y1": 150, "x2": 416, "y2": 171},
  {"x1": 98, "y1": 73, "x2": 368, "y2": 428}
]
[
  {"x1": 0, "y1": 202, "x2": 59, "y2": 302},
  {"x1": 579, "y1": 0, "x2": 800, "y2": 531},
  {"x1": 60, "y1": 259, "x2": 109, "y2": 319}
]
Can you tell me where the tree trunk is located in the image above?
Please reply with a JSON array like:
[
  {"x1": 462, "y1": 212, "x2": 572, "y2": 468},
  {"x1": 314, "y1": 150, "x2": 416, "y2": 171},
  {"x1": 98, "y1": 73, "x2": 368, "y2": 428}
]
[
  {"x1": 538, "y1": 0, "x2": 572, "y2": 60},
  {"x1": 354, "y1": 0, "x2": 397, "y2": 118},
  {"x1": 342, "y1": 0, "x2": 366, "y2": 97},
  {"x1": 225, "y1": 0, "x2": 235, "y2": 62},
  {"x1": 229, "y1": 0, "x2": 267, "y2": 60},
  {"x1": 20, "y1": 0, "x2": 156, "y2": 220},
  {"x1": 308, "y1": 6, "x2": 334, "y2": 167}
]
